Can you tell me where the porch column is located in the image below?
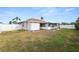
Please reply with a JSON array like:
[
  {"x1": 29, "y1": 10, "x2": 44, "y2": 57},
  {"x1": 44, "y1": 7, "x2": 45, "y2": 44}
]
[
  {"x1": 45, "y1": 23, "x2": 49, "y2": 27},
  {"x1": 57, "y1": 23, "x2": 60, "y2": 30}
]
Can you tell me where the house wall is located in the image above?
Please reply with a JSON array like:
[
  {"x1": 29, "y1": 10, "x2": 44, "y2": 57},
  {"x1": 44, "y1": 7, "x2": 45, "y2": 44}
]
[
  {"x1": 0, "y1": 24, "x2": 22, "y2": 32},
  {"x1": 27, "y1": 23, "x2": 40, "y2": 31},
  {"x1": 60, "y1": 25, "x2": 75, "y2": 29},
  {"x1": 41, "y1": 27, "x2": 52, "y2": 30},
  {"x1": 41, "y1": 26, "x2": 59, "y2": 30},
  {"x1": 22, "y1": 22, "x2": 28, "y2": 30},
  {"x1": 40, "y1": 23, "x2": 59, "y2": 30}
]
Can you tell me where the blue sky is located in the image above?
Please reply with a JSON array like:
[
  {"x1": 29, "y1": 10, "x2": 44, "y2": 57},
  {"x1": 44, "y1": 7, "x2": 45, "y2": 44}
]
[{"x1": 0, "y1": 7, "x2": 79, "y2": 23}]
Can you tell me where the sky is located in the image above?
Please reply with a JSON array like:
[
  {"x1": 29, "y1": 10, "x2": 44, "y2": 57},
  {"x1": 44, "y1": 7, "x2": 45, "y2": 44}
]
[{"x1": 0, "y1": 7, "x2": 79, "y2": 24}]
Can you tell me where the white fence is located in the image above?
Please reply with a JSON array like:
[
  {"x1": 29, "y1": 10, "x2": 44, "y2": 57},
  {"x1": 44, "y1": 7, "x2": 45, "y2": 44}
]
[
  {"x1": 0, "y1": 24, "x2": 76, "y2": 32},
  {"x1": 0, "y1": 24, "x2": 22, "y2": 32},
  {"x1": 60, "y1": 25, "x2": 75, "y2": 29}
]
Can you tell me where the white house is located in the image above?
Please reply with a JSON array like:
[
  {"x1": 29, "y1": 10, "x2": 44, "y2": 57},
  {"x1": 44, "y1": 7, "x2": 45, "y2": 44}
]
[
  {"x1": 0, "y1": 18, "x2": 75, "y2": 32},
  {"x1": 18, "y1": 18, "x2": 59, "y2": 31}
]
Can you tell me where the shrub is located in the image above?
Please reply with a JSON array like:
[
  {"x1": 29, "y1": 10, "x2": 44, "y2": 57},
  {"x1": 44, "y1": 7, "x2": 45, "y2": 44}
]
[
  {"x1": 75, "y1": 22, "x2": 79, "y2": 30},
  {"x1": 75, "y1": 17, "x2": 79, "y2": 30}
]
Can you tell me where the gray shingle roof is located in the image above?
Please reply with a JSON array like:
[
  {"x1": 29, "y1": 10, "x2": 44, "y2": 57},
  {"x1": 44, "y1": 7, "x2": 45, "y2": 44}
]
[
  {"x1": 18, "y1": 18, "x2": 47, "y2": 23},
  {"x1": 25, "y1": 18, "x2": 46, "y2": 23}
]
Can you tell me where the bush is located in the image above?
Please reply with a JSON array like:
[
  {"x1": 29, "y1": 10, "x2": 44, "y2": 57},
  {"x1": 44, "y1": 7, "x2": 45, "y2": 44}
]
[
  {"x1": 75, "y1": 17, "x2": 79, "y2": 30},
  {"x1": 75, "y1": 22, "x2": 79, "y2": 30}
]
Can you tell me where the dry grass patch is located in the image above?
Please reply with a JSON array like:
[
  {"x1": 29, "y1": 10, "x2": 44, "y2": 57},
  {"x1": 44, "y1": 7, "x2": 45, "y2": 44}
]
[{"x1": 0, "y1": 29, "x2": 78, "y2": 51}]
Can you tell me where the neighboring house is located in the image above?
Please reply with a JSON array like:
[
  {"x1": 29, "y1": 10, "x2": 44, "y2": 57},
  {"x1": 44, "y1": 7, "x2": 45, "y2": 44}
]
[{"x1": 18, "y1": 18, "x2": 59, "y2": 31}]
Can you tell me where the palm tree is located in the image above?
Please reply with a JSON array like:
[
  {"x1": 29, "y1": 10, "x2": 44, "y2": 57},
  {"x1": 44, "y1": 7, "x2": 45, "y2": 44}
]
[
  {"x1": 76, "y1": 17, "x2": 79, "y2": 22},
  {"x1": 9, "y1": 21, "x2": 12, "y2": 24},
  {"x1": 12, "y1": 17, "x2": 21, "y2": 24},
  {"x1": 41, "y1": 17, "x2": 44, "y2": 20}
]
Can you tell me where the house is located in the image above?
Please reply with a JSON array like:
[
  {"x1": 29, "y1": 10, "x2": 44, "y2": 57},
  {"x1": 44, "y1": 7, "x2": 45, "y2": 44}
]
[{"x1": 18, "y1": 18, "x2": 59, "y2": 31}]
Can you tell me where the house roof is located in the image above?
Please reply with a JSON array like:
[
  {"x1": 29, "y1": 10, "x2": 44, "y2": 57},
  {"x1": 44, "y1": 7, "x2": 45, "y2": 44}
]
[
  {"x1": 18, "y1": 18, "x2": 47, "y2": 23},
  {"x1": 18, "y1": 18, "x2": 58, "y2": 24},
  {"x1": 26, "y1": 18, "x2": 47, "y2": 23}
]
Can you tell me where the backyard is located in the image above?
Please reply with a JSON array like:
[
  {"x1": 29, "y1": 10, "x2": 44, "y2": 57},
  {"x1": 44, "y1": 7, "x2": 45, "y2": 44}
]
[{"x1": 0, "y1": 29, "x2": 79, "y2": 52}]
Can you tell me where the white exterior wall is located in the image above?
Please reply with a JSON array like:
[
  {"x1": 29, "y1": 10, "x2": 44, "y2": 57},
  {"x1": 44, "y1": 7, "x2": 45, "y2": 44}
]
[
  {"x1": 41, "y1": 26, "x2": 58, "y2": 30},
  {"x1": 0, "y1": 24, "x2": 22, "y2": 32},
  {"x1": 60, "y1": 25, "x2": 75, "y2": 29},
  {"x1": 27, "y1": 23, "x2": 40, "y2": 31},
  {"x1": 41, "y1": 23, "x2": 59, "y2": 30},
  {"x1": 41, "y1": 27, "x2": 52, "y2": 30},
  {"x1": 23, "y1": 22, "x2": 28, "y2": 30}
]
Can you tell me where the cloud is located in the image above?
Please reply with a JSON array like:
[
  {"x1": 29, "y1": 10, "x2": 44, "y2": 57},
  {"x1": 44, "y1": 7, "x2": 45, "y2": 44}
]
[
  {"x1": 0, "y1": 7, "x2": 77, "y2": 23},
  {"x1": 65, "y1": 8, "x2": 75, "y2": 12},
  {"x1": 0, "y1": 10, "x2": 27, "y2": 23},
  {"x1": 36, "y1": 7, "x2": 76, "y2": 23},
  {"x1": 40, "y1": 8, "x2": 74, "y2": 16},
  {"x1": 32, "y1": 7, "x2": 75, "y2": 19},
  {"x1": 39, "y1": 7, "x2": 57, "y2": 16}
]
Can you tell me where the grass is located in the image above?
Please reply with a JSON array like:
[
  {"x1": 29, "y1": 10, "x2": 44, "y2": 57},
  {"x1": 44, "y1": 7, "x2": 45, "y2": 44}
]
[{"x1": 0, "y1": 29, "x2": 79, "y2": 52}]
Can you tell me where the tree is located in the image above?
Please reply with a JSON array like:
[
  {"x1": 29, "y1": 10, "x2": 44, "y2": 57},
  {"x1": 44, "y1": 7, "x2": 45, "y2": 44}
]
[
  {"x1": 9, "y1": 17, "x2": 21, "y2": 24},
  {"x1": 12, "y1": 17, "x2": 21, "y2": 21},
  {"x1": 76, "y1": 17, "x2": 79, "y2": 22},
  {"x1": 9, "y1": 21, "x2": 12, "y2": 24},
  {"x1": 61, "y1": 22, "x2": 70, "y2": 25},
  {"x1": 70, "y1": 22, "x2": 75, "y2": 25},
  {"x1": 41, "y1": 17, "x2": 44, "y2": 20},
  {"x1": 11, "y1": 17, "x2": 21, "y2": 24},
  {"x1": 12, "y1": 21, "x2": 17, "y2": 24},
  {"x1": 75, "y1": 17, "x2": 79, "y2": 29}
]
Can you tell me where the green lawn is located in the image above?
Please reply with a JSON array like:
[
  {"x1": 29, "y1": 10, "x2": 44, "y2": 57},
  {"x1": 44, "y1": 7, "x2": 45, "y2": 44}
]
[{"x1": 0, "y1": 29, "x2": 79, "y2": 52}]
